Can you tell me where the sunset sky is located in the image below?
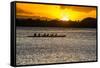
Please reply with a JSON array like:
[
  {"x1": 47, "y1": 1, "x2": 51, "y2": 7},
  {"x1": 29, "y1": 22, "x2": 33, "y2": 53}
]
[{"x1": 16, "y1": 3, "x2": 97, "y2": 21}]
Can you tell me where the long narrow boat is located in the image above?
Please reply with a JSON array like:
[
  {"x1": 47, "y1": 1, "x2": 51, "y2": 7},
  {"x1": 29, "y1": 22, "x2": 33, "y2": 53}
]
[{"x1": 27, "y1": 32, "x2": 66, "y2": 37}]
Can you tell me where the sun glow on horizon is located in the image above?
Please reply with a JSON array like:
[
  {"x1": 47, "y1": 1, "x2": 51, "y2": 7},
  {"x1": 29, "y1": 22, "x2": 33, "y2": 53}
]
[
  {"x1": 61, "y1": 16, "x2": 69, "y2": 21},
  {"x1": 16, "y1": 3, "x2": 96, "y2": 21}
]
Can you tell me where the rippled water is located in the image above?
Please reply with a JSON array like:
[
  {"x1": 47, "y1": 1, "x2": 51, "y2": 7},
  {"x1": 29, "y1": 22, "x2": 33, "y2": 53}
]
[{"x1": 16, "y1": 27, "x2": 97, "y2": 65}]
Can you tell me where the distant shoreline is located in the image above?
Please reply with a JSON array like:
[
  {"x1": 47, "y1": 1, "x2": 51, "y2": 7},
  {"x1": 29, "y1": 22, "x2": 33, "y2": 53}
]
[{"x1": 16, "y1": 26, "x2": 97, "y2": 29}]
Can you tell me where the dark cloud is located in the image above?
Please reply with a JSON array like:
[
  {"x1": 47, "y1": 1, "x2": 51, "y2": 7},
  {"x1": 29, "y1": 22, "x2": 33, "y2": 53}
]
[
  {"x1": 60, "y1": 6, "x2": 96, "y2": 13},
  {"x1": 16, "y1": 7, "x2": 32, "y2": 14}
]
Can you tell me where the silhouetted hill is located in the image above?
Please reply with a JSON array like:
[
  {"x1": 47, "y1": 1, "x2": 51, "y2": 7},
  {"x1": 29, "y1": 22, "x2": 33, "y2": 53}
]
[
  {"x1": 16, "y1": 17, "x2": 97, "y2": 28},
  {"x1": 80, "y1": 17, "x2": 97, "y2": 28},
  {"x1": 81, "y1": 17, "x2": 96, "y2": 23}
]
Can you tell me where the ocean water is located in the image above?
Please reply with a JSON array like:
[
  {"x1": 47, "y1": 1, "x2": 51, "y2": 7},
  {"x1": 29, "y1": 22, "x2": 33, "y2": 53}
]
[{"x1": 16, "y1": 27, "x2": 97, "y2": 65}]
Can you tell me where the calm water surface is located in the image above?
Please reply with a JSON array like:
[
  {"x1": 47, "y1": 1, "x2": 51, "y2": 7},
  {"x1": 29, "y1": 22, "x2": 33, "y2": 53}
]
[{"x1": 16, "y1": 27, "x2": 97, "y2": 65}]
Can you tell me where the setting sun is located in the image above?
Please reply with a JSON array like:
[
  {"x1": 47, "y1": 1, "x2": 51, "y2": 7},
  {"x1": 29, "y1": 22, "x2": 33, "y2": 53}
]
[
  {"x1": 61, "y1": 16, "x2": 69, "y2": 21},
  {"x1": 16, "y1": 3, "x2": 96, "y2": 21}
]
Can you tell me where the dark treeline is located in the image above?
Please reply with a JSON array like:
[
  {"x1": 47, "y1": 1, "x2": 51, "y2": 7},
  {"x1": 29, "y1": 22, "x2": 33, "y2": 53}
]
[{"x1": 16, "y1": 17, "x2": 97, "y2": 28}]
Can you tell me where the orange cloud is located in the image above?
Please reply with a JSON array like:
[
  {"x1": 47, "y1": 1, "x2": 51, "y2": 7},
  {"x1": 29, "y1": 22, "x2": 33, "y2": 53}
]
[{"x1": 16, "y1": 3, "x2": 97, "y2": 21}]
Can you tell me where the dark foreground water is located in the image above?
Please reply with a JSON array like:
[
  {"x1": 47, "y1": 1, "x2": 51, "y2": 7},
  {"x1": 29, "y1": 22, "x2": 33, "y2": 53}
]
[{"x1": 16, "y1": 27, "x2": 97, "y2": 65}]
